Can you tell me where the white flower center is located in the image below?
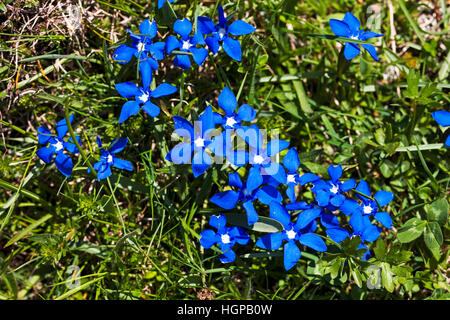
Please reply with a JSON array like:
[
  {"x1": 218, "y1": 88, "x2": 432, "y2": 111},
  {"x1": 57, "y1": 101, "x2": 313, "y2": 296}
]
[
  {"x1": 225, "y1": 116, "x2": 237, "y2": 128},
  {"x1": 253, "y1": 154, "x2": 264, "y2": 164},
  {"x1": 139, "y1": 92, "x2": 149, "y2": 103},
  {"x1": 363, "y1": 205, "x2": 373, "y2": 214},
  {"x1": 52, "y1": 141, "x2": 64, "y2": 152},
  {"x1": 194, "y1": 137, "x2": 205, "y2": 148},
  {"x1": 286, "y1": 229, "x2": 296, "y2": 240},
  {"x1": 350, "y1": 35, "x2": 359, "y2": 40},
  {"x1": 218, "y1": 27, "x2": 226, "y2": 40},
  {"x1": 107, "y1": 154, "x2": 114, "y2": 163},
  {"x1": 221, "y1": 234, "x2": 230, "y2": 244},
  {"x1": 287, "y1": 174, "x2": 297, "y2": 184},
  {"x1": 329, "y1": 183, "x2": 339, "y2": 194},
  {"x1": 182, "y1": 40, "x2": 192, "y2": 50},
  {"x1": 137, "y1": 42, "x2": 146, "y2": 52}
]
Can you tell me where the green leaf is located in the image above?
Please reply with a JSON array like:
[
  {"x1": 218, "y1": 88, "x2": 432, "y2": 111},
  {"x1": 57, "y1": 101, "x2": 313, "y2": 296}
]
[
  {"x1": 351, "y1": 268, "x2": 364, "y2": 288},
  {"x1": 5, "y1": 214, "x2": 52, "y2": 247},
  {"x1": 224, "y1": 213, "x2": 284, "y2": 233},
  {"x1": 425, "y1": 198, "x2": 448, "y2": 226},
  {"x1": 381, "y1": 262, "x2": 395, "y2": 293},
  {"x1": 423, "y1": 222, "x2": 443, "y2": 260},
  {"x1": 373, "y1": 238, "x2": 386, "y2": 261},
  {"x1": 397, "y1": 218, "x2": 427, "y2": 243}
]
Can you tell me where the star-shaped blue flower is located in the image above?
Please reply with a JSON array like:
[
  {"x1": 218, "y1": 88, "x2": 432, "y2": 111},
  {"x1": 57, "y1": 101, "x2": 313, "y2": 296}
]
[
  {"x1": 200, "y1": 214, "x2": 250, "y2": 263},
  {"x1": 197, "y1": 5, "x2": 255, "y2": 61},
  {"x1": 329, "y1": 12, "x2": 383, "y2": 61},
  {"x1": 91, "y1": 137, "x2": 133, "y2": 181},
  {"x1": 165, "y1": 18, "x2": 208, "y2": 70},
  {"x1": 256, "y1": 202, "x2": 327, "y2": 271},
  {"x1": 36, "y1": 114, "x2": 80, "y2": 177}
]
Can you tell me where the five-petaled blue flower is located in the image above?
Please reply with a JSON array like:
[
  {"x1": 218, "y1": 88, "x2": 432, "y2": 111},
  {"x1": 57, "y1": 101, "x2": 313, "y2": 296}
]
[
  {"x1": 210, "y1": 172, "x2": 282, "y2": 226},
  {"x1": 431, "y1": 110, "x2": 450, "y2": 146},
  {"x1": 36, "y1": 114, "x2": 80, "y2": 178},
  {"x1": 91, "y1": 137, "x2": 133, "y2": 181},
  {"x1": 329, "y1": 12, "x2": 383, "y2": 61},
  {"x1": 115, "y1": 70, "x2": 177, "y2": 123},
  {"x1": 166, "y1": 18, "x2": 209, "y2": 70},
  {"x1": 113, "y1": 19, "x2": 165, "y2": 70},
  {"x1": 200, "y1": 214, "x2": 250, "y2": 263},
  {"x1": 198, "y1": 5, "x2": 256, "y2": 61},
  {"x1": 256, "y1": 202, "x2": 327, "y2": 271},
  {"x1": 165, "y1": 105, "x2": 217, "y2": 177}
]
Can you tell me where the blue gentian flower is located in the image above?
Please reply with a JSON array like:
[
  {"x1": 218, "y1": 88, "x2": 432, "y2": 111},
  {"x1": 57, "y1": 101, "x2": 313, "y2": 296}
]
[
  {"x1": 353, "y1": 180, "x2": 394, "y2": 229},
  {"x1": 113, "y1": 19, "x2": 165, "y2": 69},
  {"x1": 431, "y1": 110, "x2": 450, "y2": 146},
  {"x1": 198, "y1": 5, "x2": 256, "y2": 61},
  {"x1": 282, "y1": 148, "x2": 302, "y2": 202},
  {"x1": 326, "y1": 211, "x2": 381, "y2": 261},
  {"x1": 216, "y1": 87, "x2": 256, "y2": 130},
  {"x1": 165, "y1": 105, "x2": 217, "y2": 177},
  {"x1": 236, "y1": 124, "x2": 289, "y2": 191},
  {"x1": 210, "y1": 172, "x2": 282, "y2": 226},
  {"x1": 200, "y1": 214, "x2": 250, "y2": 263},
  {"x1": 115, "y1": 69, "x2": 177, "y2": 123},
  {"x1": 158, "y1": 0, "x2": 174, "y2": 9},
  {"x1": 311, "y1": 165, "x2": 356, "y2": 208},
  {"x1": 256, "y1": 202, "x2": 327, "y2": 271},
  {"x1": 36, "y1": 114, "x2": 80, "y2": 177},
  {"x1": 329, "y1": 12, "x2": 383, "y2": 61},
  {"x1": 91, "y1": 137, "x2": 133, "y2": 181},
  {"x1": 165, "y1": 18, "x2": 208, "y2": 70}
]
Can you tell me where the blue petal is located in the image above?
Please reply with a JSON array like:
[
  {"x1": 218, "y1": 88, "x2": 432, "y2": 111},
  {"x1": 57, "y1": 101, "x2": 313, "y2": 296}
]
[
  {"x1": 327, "y1": 164, "x2": 342, "y2": 182},
  {"x1": 119, "y1": 101, "x2": 141, "y2": 123},
  {"x1": 374, "y1": 190, "x2": 394, "y2": 207},
  {"x1": 54, "y1": 152, "x2": 73, "y2": 177},
  {"x1": 284, "y1": 240, "x2": 301, "y2": 271},
  {"x1": 173, "y1": 18, "x2": 192, "y2": 39},
  {"x1": 286, "y1": 184, "x2": 296, "y2": 202},
  {"x1": 190, "y1": 47, "x2": 208, "y2": 66},
  {"x1": 217, "y1": 5, "x2": 227, "y2": 27},
  {"x1": 228, "y1": 172, "x2": 243, "y2": 189},
  {"x1": 198, "y1": 105, "x2": 216, "y2": 136},
  {"x1": 223, "y1": 36, "x2": 242, "y2": 61},
  {"x1": 112, "y1": 44, "x2": 135, "y2": 64},
  {"x1": 362, "y1": 43, "x2": 379, "y2": 61},
  {"x1": 209, "y1": 214, "x2": 227, "y2": 233},
  {"x1": 295, "y1": 209, "x2": 321, "y2": 230},
  {"x1": 226, "y1": 150, "x2": 249, "y2": 167},
  {"x1": 142, "y1": 101, "x2": 160, "y2": 117},
  {"x1": 315, "y1": 189, "x2": 330, "y2": 207},
  {"x1": 326, "y1": 228, "x2": 349, "y2": 243},
  {"x1": 219, "y1": 248, "x2": 236, "y2": 263},
  {"x1": 230, "y1": 226, "x2": 250, "y2": 245},
  {"x1": 197, "y1": 16, "x2": 215, "y2": 35},
  {"x1": 139, "y1": 19, "x2": 157, "y2": 38},
  {"x1": 374, "y1": 211, "x2": 393, "y2": 229},
  {"x1": 138, "y1": 60, "x2": 153, "y2": 90},
  {"x1": 343, "y1": 12, "x2": 360, "y2": 32},
  {"x1": 255, "y1": 185, "x2": 282, "y2": 205},
  {"x1": 113, "y1": 158, "x2": 133, "y2": 171},
  {"x1": 166, "y1": 142, "x2": 192, "y2": 164},
  {"x1": 298, "y1": 233, "x2": 327, "y2": 252},
  {"x1": 432, "y1": 110, "x2": 450, "y2": 127},
  {"x1": 298, "y1": 173, "x2": 320, "y2": 185},
  {"x1": 228, "y1": 20, "x2": 256, "y2": 36},
  {"x1": 341, "y1": 178, "x2": 356, "y2": 192},
  {"x1": 329, "y1": 19, "x2": 351, "y2": 37},
  {"x1": 97, "y1": 163, "x2": 112, "y2": 181},
  {"x1": 56, "y1": 114, "x2": 73, "y2": 139},
  {"x1": 283, "y1": 148, "x2": 300, "y2": 172},
  {"x1": 330, "y1": 194, "x2": 346, "y2": 207},
  {"x1": 36, "y1": 147, "x2": 54, "y2": 164},
  {"x1": 243, "y1": 200, "x2": 259, "y2": 226},
  {"x1": 267, "y1": 139, "x2": 290, "y2": 157},
  {"x1": 349, "y1": 211, "x2": 364, "y2": 234},
  {"x1": 115, "y1": 82, "x2": 140, "y2": 99},
  {"x1": 344, "y1": 42, "x2": 361, "y2": 60},
  {"x1": 445, "y1": 135, "x2": 450, "y2": 146},
  {"x1": 361, "y1": 31, "x2": 384, "y2": 40},
  {"x1": 193, "y1": 31, "x2": 206, "y2": 46},
  {"x1": 37, "y1": 127, "x2": 52, "y2": 145},
  {"x1": 109, "y1": 138, "x2": 128, "y2": 154},
  {"x1": 165, "y1": 35, "x2": 180, "y2": 53},
  {"x1": 269, "y1": 201, "x2": 291, "y2": 229},
  {"x1": 237, "y1": 104, "x2": 256, "y2": 121},
  {"x1": 362, "y1": 224, "x2": 381, "y2": 242},
  {"x1": 355, "y1": 180, "x2": 371, "y2": 198},
  {"x1": 286, "y1": 201, "x2": 312, "y2": 211},
  {"x1": 173, "y1": 116, "x2": 194, "y2": 139},
  {"x1": 200, "y1": 229, "x2": 217, "y2": 249},
  {"x1": 210, "y1": 190, "x2": 239, "y2": 210},
  {"x1": 218, "y1": 87, "x2": 237, "y2": 115},
  {"x1": 173, "y1": 54, "x2": 192, "y2": 70},
  {"x1": 192, "y1": 149, "x2": 212, "y2": 177},
  {"x1": 151, "y1": 83, "x2": 177, "y2": 98},
  {"x1": 246, "y1": 166, "x2": 263, "y2": 192},
  {"x1": 320, "y1": 213, "x2": 341, "y2": 229},
  {"x1": 205, "y1": 36, "x2": 220, "y2": 54},
  {"x1": 256, "y1": 232, "x2": 283, "y2": 250},
  {"x1": 340, "y1": 199, "x2": 361, "y2": 216}
]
